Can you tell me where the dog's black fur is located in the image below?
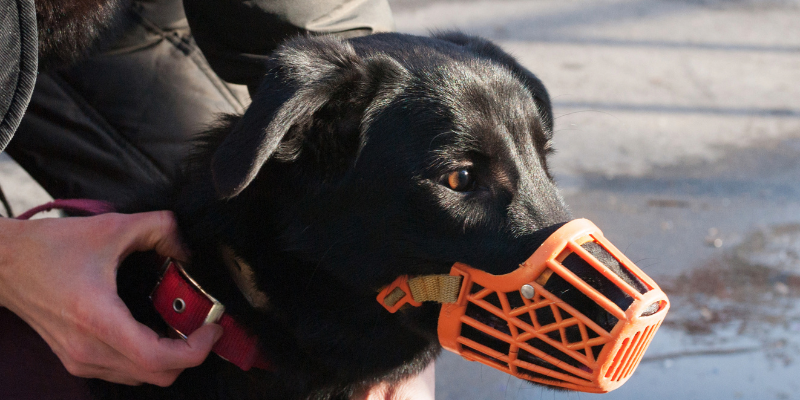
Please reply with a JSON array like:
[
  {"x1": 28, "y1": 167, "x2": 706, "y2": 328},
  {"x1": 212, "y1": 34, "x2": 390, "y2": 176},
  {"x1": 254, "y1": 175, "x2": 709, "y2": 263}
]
[
  {"x1": 95, "y1": 32, "x2": 643, "y2": 400},
  {"x1": 35, "y1": 0, "x2": 134, "y2": 71}
]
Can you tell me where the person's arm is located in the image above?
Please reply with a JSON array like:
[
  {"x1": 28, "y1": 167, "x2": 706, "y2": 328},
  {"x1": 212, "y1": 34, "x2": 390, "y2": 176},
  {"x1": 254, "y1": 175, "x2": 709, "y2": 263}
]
[{"x1": 0, "y1": 211, "x2": 222, "y2": 386}]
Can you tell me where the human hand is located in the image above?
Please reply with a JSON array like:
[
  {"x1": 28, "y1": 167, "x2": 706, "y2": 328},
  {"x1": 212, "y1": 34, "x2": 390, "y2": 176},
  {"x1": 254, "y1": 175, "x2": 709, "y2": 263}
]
[
  {"x1": 0, "y1": 211, "x2": 222, "y2": 386},
  {"x1": 353, "y1": 361, "x2": 436, "y2": 400}
]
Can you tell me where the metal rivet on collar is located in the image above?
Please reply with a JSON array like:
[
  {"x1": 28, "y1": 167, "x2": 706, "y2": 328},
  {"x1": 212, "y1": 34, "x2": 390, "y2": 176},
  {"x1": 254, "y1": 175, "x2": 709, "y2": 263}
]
[
  {"x1": 520, "y1": 284, "x2": 535, "y2": 300},
  {"x1": 173, "y1": 298, "x2": 186, "y2": 313}
]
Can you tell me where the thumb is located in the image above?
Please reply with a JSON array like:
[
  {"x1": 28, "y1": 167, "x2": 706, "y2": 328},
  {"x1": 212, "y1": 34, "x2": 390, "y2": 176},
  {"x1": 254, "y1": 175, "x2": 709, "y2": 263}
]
[
  {"x1": 166, "y1": 323, "x2": 224, "y2": 369},
  {"x1": 121, "y1": 211, "x2": 190, "y2": 262},
  {"x1": 187, "y1": 323, "x2": 224, "y2": 353}
]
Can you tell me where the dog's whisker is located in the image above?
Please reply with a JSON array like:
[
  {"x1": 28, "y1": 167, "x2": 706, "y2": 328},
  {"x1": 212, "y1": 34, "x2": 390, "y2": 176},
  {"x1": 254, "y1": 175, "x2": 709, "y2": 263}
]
[{"x1": 303, "y1": 244, "x2": 337, "y2": 293}]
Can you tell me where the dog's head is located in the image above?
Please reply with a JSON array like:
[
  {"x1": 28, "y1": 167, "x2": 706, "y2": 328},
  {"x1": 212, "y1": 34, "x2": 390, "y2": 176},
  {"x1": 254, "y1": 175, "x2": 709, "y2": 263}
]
[
  {"x1": 182, "y1": 32, "x2": 647, "y2": 393},
  {"x1": 213, "y1": 31, "x2": 569, "y2": 276}
]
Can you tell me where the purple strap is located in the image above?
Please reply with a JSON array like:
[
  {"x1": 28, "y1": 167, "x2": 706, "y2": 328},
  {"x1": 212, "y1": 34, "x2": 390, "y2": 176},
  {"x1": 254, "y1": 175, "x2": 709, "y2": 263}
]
[{"x1": 16, "y1": 199, "x2": 116, "y2": 220}]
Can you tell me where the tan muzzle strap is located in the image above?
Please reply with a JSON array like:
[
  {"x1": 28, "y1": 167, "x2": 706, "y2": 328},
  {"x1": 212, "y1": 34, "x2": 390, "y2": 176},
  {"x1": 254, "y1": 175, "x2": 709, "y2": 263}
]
[
  {"x1": 378, "y1": 275, "x2": 463, "y2": 312},
  {"x1": 377, "y1": 218, "x2": 669, "y2": 393}
]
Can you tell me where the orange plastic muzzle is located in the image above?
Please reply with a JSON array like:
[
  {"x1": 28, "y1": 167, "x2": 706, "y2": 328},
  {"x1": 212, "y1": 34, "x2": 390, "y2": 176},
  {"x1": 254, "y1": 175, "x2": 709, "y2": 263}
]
[{"x1": 379, "y1": 219, "x2": 669, "y2": 393}]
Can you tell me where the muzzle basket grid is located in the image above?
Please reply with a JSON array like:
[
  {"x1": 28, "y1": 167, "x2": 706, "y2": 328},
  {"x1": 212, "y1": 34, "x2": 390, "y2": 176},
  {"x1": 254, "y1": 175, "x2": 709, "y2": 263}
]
[{"x1": 438, "y1": 219, "x2": 669, "y2": 393}]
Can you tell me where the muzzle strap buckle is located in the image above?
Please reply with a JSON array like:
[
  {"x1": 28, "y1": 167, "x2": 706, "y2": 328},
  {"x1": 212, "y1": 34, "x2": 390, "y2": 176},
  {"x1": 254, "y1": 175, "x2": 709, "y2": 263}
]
[{"x1": 377, "y1": 276, "x2": 421, "y2": 313}]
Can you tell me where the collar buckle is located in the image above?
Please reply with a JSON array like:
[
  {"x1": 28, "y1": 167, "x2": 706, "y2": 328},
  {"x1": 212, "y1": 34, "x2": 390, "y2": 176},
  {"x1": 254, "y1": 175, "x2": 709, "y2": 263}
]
[
  {"x1": 377, "y1": 275, "x2": 422, "y2": 313},
  {"x1": 152, "y1": 259, "x2": 225, "y2": 339}
]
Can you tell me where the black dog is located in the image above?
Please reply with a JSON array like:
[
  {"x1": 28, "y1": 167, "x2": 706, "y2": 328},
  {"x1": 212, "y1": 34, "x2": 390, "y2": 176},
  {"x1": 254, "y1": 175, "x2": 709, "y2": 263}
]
[{"x1": 98, "y1": 31, "x2": 614, "y2": 400}]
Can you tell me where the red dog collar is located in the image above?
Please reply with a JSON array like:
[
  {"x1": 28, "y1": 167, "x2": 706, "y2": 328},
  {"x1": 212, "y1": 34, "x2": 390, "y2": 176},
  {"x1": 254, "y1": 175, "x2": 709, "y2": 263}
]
[{"x1": 151, "y1": 260, "x2": 272, "y2": 371}]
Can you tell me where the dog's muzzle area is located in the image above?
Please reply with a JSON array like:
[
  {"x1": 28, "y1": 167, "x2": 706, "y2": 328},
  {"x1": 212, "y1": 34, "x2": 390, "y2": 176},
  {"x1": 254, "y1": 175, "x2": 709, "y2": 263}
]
[{"x1": 378, "y1": 219, "x2": 669, "y2": 393}]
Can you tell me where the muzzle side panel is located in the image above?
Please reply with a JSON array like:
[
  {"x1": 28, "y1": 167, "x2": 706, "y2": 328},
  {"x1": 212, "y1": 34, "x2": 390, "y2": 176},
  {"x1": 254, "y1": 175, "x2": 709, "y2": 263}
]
[
  {"x1": 540, "y1": 269, "x2": 620, "y2": 337},
  {"x1": 451, "y1": 278, "x2": 609, "y2": 390}
]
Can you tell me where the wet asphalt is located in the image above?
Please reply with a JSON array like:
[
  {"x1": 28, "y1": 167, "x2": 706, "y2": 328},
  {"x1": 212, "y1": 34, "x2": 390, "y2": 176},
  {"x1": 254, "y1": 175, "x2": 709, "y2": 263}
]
[{"x1": 1, "y1": 0, "x2": 799, "y2": 398}]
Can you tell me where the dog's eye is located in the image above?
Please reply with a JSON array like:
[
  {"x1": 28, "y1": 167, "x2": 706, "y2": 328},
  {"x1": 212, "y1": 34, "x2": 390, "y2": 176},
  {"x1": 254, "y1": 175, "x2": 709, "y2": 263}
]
[{"x1": 446, "y1": 169, "x2": 474, "y2": 192}]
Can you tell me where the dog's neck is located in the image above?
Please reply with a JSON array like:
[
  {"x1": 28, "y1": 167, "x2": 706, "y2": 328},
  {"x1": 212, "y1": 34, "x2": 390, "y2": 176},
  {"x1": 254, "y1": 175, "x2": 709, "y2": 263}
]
[
  {"x1": 171, "y1": 154, "x2": 441, "y2": 394},
  {"x1": 219, "y1": 244, "x2": 270, "y2": 310}
]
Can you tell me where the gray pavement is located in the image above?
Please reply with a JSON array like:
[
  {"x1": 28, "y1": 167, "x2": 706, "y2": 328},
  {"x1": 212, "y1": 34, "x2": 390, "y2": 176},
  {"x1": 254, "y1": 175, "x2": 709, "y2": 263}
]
[
  {"x1": 0, "y1": 153, "x2": 55, "y2": 218},
  {"x1": 2, "y1": 0, "x2": 800, "y2": 398},
  {"x1": 388, "y1": 0, "x2": 800, "y2": 398}
]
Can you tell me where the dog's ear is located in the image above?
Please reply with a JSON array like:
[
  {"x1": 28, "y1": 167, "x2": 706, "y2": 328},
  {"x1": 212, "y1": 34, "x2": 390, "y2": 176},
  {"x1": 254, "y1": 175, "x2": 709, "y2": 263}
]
[
  {"x1": 434, "y1": 32, "x2": 554, "y2": 135},
  {"x1": 211, "y1": 36, "x2": 409, "y2": 199}
]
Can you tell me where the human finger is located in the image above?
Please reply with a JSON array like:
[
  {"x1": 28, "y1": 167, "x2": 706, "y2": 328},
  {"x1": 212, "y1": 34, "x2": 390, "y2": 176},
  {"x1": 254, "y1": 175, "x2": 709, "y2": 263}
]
[
  {"x1": 118, "y1": 211, "x2": 190, "y2": 262},
  {"x1": 55, "y1": 337, "x2": 179, "y2": 387},
  {"x1": 122, "y1": 324, "x2": 222, "y2": 386},
  {"x1": 100, "y1": 305, "x2": 222, "y2": 378}
]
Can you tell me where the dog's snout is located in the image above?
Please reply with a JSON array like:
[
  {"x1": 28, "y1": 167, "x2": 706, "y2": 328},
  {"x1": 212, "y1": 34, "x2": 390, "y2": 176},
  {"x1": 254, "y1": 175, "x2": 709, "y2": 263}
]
[{"x1": 507, "y1": 183, "x2": 571, "y2": 239}]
